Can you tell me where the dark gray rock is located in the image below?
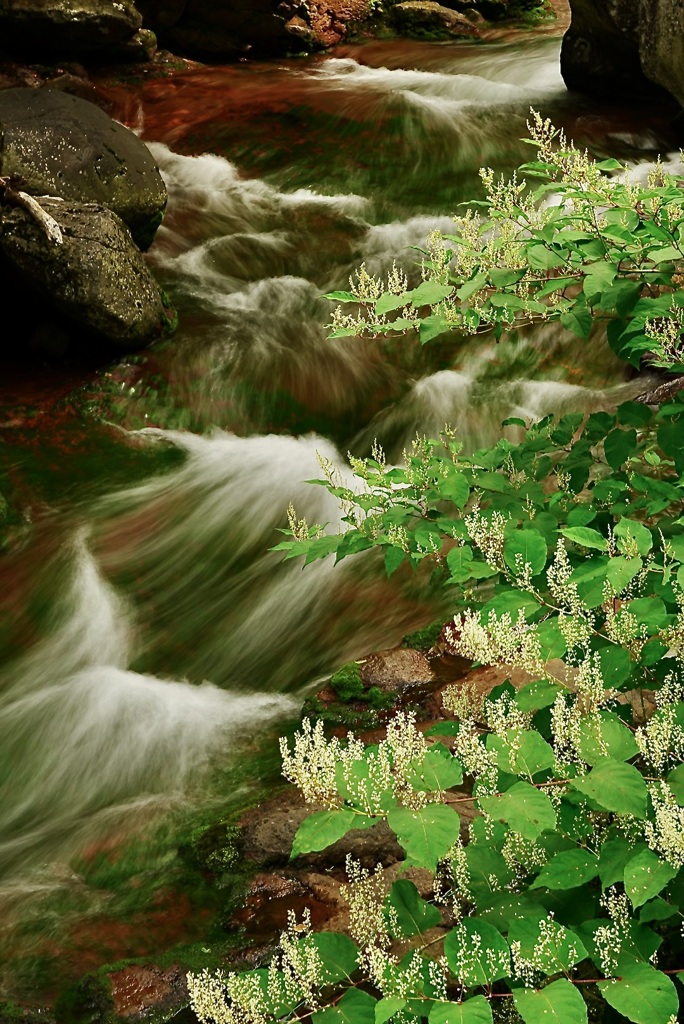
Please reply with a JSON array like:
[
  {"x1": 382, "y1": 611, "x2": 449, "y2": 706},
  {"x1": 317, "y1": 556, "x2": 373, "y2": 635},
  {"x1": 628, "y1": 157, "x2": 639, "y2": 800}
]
[
  {"x1": 240, "y1": 794, "x2": 403, "y2": 869},
  {"x1": 0, "y1": 0, "x2": 142, "y2": 57},
  {"x1": 139, "y1": 0, "x2": 291, "y2": 57},
  {"x1": 561, "y1": 0, "x2": 683, "y2": 106},
  {"x1": 0, "y1": 88, "x2": 166, "y2": 250},
  {"x1": 0, "y1": 199, "x2": 168, "y2": 350}
]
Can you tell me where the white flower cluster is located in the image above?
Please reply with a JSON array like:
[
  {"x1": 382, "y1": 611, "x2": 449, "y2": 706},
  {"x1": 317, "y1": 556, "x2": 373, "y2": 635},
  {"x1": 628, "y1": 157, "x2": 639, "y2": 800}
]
[
  {"x1": 450, "y1": 722, "x2": 498, "y2": 795},
  {"x1": 340, "y1": 856, "x2": 392, "y2": 949},
  {"x1": 594, "y1": 888, "x2": 631, "y2": 977},
  {"x1": 188, "y1": 912, "x2": 325, "y2": 1024},
  {"x1": 443, "y1": 608, "x2": 545, "y2": 679},
  {"x1": 511, "y1": 915, "x2": 581, "y2": 988},
  {"x1": 502, "y1": 831, "x2": 547, "y2": 876},
  {"x1": 281, "y1": 712, "x2": 438, "y2": 813},
  {"x1": 280, "y1": 718, "x2": 364, "y2": 808},
  {"x1": 644, "y1": 782, "x2": 684, "y2": 869},
  {"x1": 465, "y1": 509, "x2": 508, "y2": 569},
  {"x1": 634, "y1": 674, "x2": 684, "y2": 774}
]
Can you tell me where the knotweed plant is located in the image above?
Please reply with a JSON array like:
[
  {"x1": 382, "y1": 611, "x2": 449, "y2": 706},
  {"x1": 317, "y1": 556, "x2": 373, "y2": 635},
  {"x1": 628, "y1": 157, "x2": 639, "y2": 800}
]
[
  {"x1": 327, "y1": 112, "x2": 684, "y2": 374},
  {"x1": 190, "y1": 125, "x2": 684, "y2": 1024}
]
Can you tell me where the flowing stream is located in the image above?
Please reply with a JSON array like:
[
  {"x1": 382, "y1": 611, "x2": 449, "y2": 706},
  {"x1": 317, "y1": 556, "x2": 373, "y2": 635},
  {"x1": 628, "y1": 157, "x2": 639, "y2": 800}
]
[{"x1": 0, "y1": 25, "x2": 679, "y2": 999}]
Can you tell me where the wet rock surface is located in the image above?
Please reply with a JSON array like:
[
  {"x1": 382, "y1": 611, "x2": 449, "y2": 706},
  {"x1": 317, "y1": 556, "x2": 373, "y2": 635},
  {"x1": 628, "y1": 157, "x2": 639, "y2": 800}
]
[
  {"x1": 0, "y1": 199, "x2": 167, "y2": 350},
  {"x1": 109, "y1": 965, "x2": 188, "y2": 1021},
  {"x1": 0, "y1": 88, "x2": 167, "y2": 250},
  {"x1": 239, "y1": 791, "x2": 404, "y2": 869},
  {"x1": 0, "y1": 0, "x2": 143, "y2": 58},
  {"x1": 561, "y1": 0, "x2": 684, "y2": 108}
]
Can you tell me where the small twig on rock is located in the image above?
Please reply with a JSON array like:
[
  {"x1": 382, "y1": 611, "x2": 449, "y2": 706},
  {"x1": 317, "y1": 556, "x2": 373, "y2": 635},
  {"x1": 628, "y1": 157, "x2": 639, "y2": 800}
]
[{"x1": 0, "y1": 176, "x2": 63, "y2": 245}]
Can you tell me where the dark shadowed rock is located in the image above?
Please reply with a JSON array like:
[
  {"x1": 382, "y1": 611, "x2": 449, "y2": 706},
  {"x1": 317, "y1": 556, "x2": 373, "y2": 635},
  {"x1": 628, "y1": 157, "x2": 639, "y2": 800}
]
[
  {"x1": 0, "y1": 88, "x2": 166, "y2": 250},
  {"x1": 561, "y1": 0, "x2": 683, "y2": 107},
  {"x1": 240, "y1": 792, "x2": 403, "y2": 869},
  {"x1": 360, "y1": 646, "x2": 435, "y2": 695},
  {"x1": 0, "y1": 199, "x2": 167, "y2": 350},
  {"x1": 0, "y1": 0, "x2": 142, "y2": 57}
]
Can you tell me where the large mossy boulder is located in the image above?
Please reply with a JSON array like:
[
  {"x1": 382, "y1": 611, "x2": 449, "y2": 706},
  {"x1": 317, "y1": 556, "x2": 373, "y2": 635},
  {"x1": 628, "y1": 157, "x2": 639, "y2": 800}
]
[
  {"x1": 0, "y1": 88, "x2": 167, "y2": 250},
  {"x1": 0, "y1": 0, "x2": 143, "y2": 57},
  {"x1": 561, "y1": 0, "x2": 684, "y2": 107},
  {"x1": 0, "y1": 199, "x2": 168, "y2": 350}
]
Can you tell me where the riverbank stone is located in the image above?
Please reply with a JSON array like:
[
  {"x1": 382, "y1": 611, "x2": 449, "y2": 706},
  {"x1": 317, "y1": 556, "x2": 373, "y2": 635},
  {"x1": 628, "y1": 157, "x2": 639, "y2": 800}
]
[
  {"x1": 0, "y1": 0, "x2": 143, "y2": 58},
  {"x1": 561, "y1": 0, "x2": 682, "y2": 106},
  {"x1": 360, "y1": 646, "x2": 436, "y2": 695},
  {"x1": 390, "y1": 2, "x2": 483, "y2": 37},
  {"x1": 0, "y1": 88, "x2": 167, "y2": 250},
  {"x1": 0, "y1": 199, "x2": 168, "y2": 350}
]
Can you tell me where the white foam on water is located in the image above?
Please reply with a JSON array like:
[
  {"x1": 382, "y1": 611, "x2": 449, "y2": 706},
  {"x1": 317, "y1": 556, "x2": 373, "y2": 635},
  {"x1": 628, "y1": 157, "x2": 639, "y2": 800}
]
[{"x1": 0, "y1": 530, "x2": 294, "y2": 875}]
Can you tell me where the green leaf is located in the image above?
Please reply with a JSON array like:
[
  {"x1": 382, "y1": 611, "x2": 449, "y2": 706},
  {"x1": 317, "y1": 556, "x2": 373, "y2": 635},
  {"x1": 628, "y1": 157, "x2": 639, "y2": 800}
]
[
  {"x1": 598, "y1": 964, "x2": 679, "y2": 1024},
  {"x1": 536, "y1": 620, "x2": 567, "y2": 662},
  {"x1": 575, "y1": 709, "x2": 638, "y2": 764},
  {"x1": 444, "y1": 920, "x2": 510, "y2": 986},
  {"x1": 374, "y1": 999, "x2": 405, "y2": 1024},
  {"x1": 507, "y1": 917, "x2": 588, "y2": 973},
  {"x1": 387, "y1": 879, "x2": 442, "y2": 937},
  {"x1": 310, "y1": 932, "x2": 359, "y2": 982},
  {"x1": 614, "y1": 519, "x2": 653, "y2": 555},
  {"x1": 624, "y1": 849, "x2": 677, "y2": 909},
  {"x1": 408, "y1": 745, "x2": 463, "y2": 793},
  {"x1": 515, "y1": 679, "x2": 563, "y2": 712},
  {"x1": 420, "y1": 315, "x2": 451, "y2": 343},
  {"x1": 531, "y1": 848, "x2": 599, "y2": 891},
  {"x1": 465, "y1": 843, "x2": 515, "y2": 902},
  {"x1": 456, "y1": 271, "x2": 488, "y2": 301},
  {"x1": 385, "y1": 546, "x2": 405, "y2": 577},
  {"x1": 623, "y1": 597, "x2": 670, "y2": 633},
  {"x1": 598, "y1": 837, "x2": 649, "y2": 889},
  {"x1": 561, "y1": 526, "x2": 608, "y2": 550},
  {"x1": 489, "y1": 267, "x2": 527, "y2": 288},
  {"x1": 605, "y1": 556, "x2": 643, "y2": 595},
  {"x1": 291, "y1": 808, "x2": 371, "y2": 858},
  {"x1": 387, "y1": 805, "x2": 460, "y2": 871},
  {"x1": 667, "y1": 763, "x2": 684, "y2": 804},
  {"x1": 408, "y1": 281, "x2": 453, "y2": 307},
  {"x1": 487, "y1": 729, "x2": 555, "y2": 777},
  {"x1": 503, "y1": 529, "x2": 548, "y2": 576},
  {"x1": 428, "y1": 996, "x2": 493, "y2": 1024},
  {"x1": 375, "y1": 997, "x2": 407, "y2": 1024},
  {"x1": 514, "y1": 979, "x2": 588, "y2": 1024},
  {"x1": 439, "y1": 471, "x2": 470, "y2": 509},
  {"x1": 560, "y1": 292, "x2": 592, "y2": 339},
  {"x1": 325, "y1": 290, "x2": 356, "y2": 302},
  {"x1": 314, "y1": 988, "x2": 377, "y2": 1024},
  {"x1": 526, "y1": 244, "x2": 569, "y2": 271},
  {"x1": 376, "y1": 292, "x2": 408, "y2": 315},
  {"x1": 604, "y1": 428, "x2": 638, "y2": 471},
  {"x1": 479, "y1": 781, "x2": 556, "y2": 840},
  {"x1": 571, "y1": 759, "x2": 647, "y2": 819},
  {"x1": 583, "y1": 260, "x2": 618, "y2": 304},
  {"x1": 446, "y1": 545, "x2": 474, "y2": 583}
]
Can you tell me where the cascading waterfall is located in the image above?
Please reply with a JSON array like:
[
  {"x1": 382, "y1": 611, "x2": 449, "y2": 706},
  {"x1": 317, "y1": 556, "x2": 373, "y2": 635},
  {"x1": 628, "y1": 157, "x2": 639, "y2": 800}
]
[{"x1": 0, "y1": 25, "x2": 677, "y2": 992}]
